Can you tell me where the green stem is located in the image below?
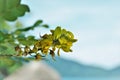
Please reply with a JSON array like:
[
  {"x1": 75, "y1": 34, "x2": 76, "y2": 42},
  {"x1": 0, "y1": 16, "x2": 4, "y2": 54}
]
[{"x1": 0, "y1": 54, "x2": 15, "y2": 57}]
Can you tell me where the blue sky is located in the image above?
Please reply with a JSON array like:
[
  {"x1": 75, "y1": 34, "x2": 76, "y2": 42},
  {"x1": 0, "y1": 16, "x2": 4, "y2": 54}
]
[{"x1": 21, "y1": 0, "x2": 120, "y2": 69}]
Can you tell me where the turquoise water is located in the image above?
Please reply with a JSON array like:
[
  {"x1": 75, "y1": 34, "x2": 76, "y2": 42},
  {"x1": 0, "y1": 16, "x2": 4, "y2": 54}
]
[{"x1": 63, "y1": 77, "x2": 120, "y2": 80}]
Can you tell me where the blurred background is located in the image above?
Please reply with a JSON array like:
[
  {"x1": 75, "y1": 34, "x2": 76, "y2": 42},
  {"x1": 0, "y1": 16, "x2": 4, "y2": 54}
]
[
  {"x1": 21, "y1": 0, "x2": 120, "y2": 69},
  {"x1": 1, "y1": 0, "x2": 120, "y2": 80},
  {"x1": 19, "y1": 0, "x2": 120, "y2": 80}
]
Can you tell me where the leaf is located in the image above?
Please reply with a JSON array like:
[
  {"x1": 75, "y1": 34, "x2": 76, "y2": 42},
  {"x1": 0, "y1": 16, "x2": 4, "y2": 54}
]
[
  {"x1": 0, "y1": 45, "x2": 7, "y2": 52},
  {"x1": 15, "y1": 4, "x2": 30, "y2": 16},
  {"x1": 33, "y1": 20, "x2": 43, "y2": 27},
  {"x1": 27, "y1": 36, "x2": 35, "y2": 40},
  {"x1": 0, "y1": 0, "x2": 4, "y2": 13},
  {"x1": 14, "y1": 20, "x2": 43, "y2": 34},
  {"x1": 0, "y1": 43, "x2": 16, "y2": 55},
  {"x1": 0, "y1": 31, "x2": 5, "y2": 42},
  {"x1": 17, "y1": 27, "x2": 32, "y2": 32},
  {"x1": 5, "y1": 0, "x2": 21, "y2": 10},
  {"x1": 3, "y1": 12, "x2": 17, "y2": 21},
  {"x1": 17, "y1": 35, "x2": 37, "y2": 46},
  {"x1": 42, "y1": 24, "x2": 49, "y2": 28},
  {"x1": 0, "y1": 0, "x2": 30, "y2": 21}
]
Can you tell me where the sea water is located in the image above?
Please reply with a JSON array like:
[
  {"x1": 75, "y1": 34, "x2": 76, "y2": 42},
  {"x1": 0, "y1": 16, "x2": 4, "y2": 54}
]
[{"x1": 63, "y1": 77, "x2": 120, "y2": 80}]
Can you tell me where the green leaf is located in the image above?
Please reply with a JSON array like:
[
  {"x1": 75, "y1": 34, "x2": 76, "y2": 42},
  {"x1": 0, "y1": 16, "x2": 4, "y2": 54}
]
[
  {"x1": 33, "y1": 20, "x2": 43, "y2": 27},
  {"x1": 0, "y1": 31, "x2": 5, "y2": 42},
  {"x1": 6, "y1": 0, "x2": 21, "y2": 10},
  {"x1": 3, "y1": 12, "x2": 17, "y2": 21},
  {"x1": 0, "y1": 43, "x2": 16, "y2": 55},
  {"x1": 17, "y1": 27, "x2": 32, "y2": 32},
  {"x1": 42, "y1": 24, "x2": 49, "y2": 28},
  {"x1": 0, "y1": 0, "x2": 30, "y2": 21},
  {"x1": 15, "y1": 4, "x2": 30, "y2": 16},
  {"x1": 14, "y1": 20, "x2": 43, "y2": 34},
  {"x1": 27, "y1": 36, "x2": 35, "y2": 40},
  {"x1": 0, "y1": 0, "x2": 4, "y2": 13},
  {"x1": 17, "y1": 35, "x2": 37, "y2": 46},
  {"x1": 0, "y1": 45, "x2": 7, "y2": 52}
]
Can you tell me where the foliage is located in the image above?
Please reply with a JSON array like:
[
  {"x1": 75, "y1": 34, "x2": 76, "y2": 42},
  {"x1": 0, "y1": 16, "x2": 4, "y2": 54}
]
[
  {"x1": 0, "y1": 0, "x2": 77, "y2": 79},
  {"x1": 0, "y1": 0, "x2": 29, "y2": 21}
]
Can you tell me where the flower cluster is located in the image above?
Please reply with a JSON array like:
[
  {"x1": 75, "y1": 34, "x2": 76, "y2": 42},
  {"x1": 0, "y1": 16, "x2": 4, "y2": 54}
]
[{"x1": 15, "y1": 27, "x2": 77, "y2": 60}]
